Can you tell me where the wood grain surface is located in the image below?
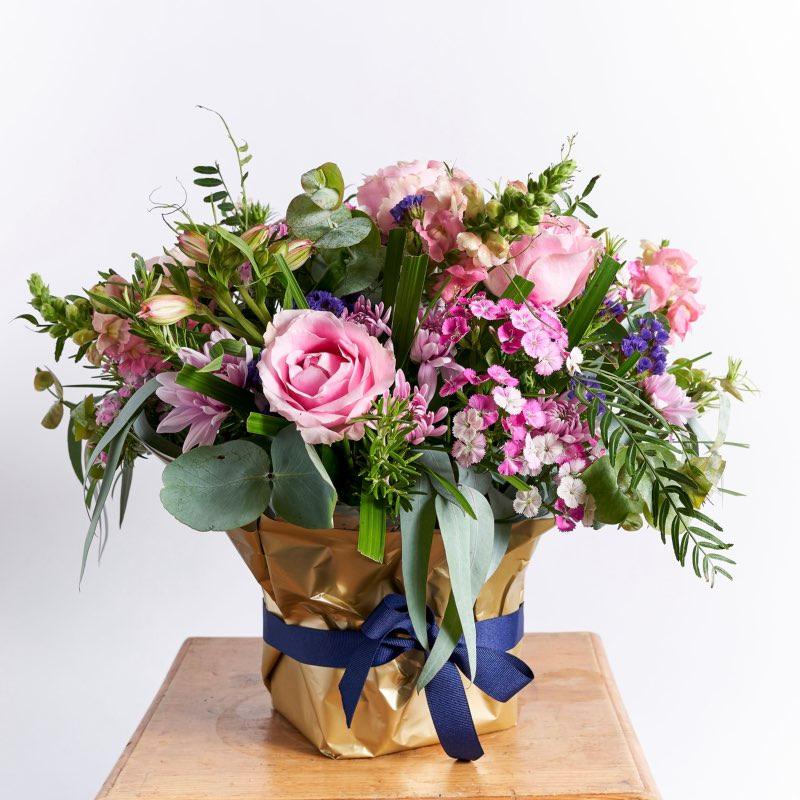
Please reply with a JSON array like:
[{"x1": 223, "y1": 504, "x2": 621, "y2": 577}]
[{"x1": 96, "y1": 634, "x2": 660, "y2": 800}]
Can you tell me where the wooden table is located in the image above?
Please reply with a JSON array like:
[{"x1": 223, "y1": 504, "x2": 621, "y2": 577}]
[{"x1": 97, "y1": 634, "x2": 660, "y2": 800}]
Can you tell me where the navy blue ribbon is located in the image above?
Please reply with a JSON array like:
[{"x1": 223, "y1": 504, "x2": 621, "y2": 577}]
[{"x1": 262, "y1": 593, "x2": 533, "y2": 761}]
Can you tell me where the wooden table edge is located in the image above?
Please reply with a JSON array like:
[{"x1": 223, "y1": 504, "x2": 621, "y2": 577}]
[
  {"x1": 95, "y1": 635, "x2": 661, "y2": 800},
  {"x1": 96, "y1": 637, "x2": 195, "y2": 798},
  {"x1": 585, "y1": 633, "x2": 660, "y2": 800}
]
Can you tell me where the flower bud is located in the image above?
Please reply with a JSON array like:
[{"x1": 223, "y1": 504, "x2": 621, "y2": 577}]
[
  {"x1": 72, "y1": 328, "x2": 97, "y2": 346},
  {"x1": 177, "y1": 231, "x2": 209, "y2": 263},
  {"x1": 463, "y1": 182, "x2": 485, "y2": 220},
  {"x1": 485, "y1": 199, "x2": 503, "y2": 221},
  {"x1": 484, "y1": 232, "x2": 509, "y2": 262},
  {"x1": 502, "y1": 211, "x2": 519, "y2": 231},
  {"x1": 137, "y1": 294, "x2": 197, "y2": 325},
  {"x1": 270, "y1": 239, "x2": 313, "y2": 270},
  {"x1": 242, "y1": 224, "x2": 270, "y2": 250}
]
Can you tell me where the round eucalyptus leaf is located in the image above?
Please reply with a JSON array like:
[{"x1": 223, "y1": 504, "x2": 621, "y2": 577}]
[
  {"x1": 160, "y1": 440, "x2": 271, "y2": 531},
  {"x1": 315, "y1": 217, "x2": 373, "y2": 250}
]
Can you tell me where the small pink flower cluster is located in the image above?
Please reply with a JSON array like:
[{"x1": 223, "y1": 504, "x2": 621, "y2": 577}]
[
  {"x1": 628, "y1": 243, "x2": 704, "y2": 340},
  {"x1": 92, "y1": 312, "x2": 166, "y2": 385},
  {"x1": 388, "y1": 370, "x2": 447, "y2": 445}
]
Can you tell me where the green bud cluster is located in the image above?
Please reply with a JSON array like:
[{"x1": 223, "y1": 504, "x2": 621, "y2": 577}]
[
  {"x1": 468, "y1": 157, "x2": 577, "y2": 239},
  {"x1": 28, "y1": 273, "x2": 95, "y2": 348}
]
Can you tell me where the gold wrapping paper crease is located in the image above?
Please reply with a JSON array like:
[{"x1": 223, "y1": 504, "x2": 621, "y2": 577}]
[{"x1": 227, "y1": 513, "x2": 553, "y2": 758}]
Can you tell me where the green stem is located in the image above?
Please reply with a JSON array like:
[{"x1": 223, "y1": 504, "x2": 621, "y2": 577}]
[
  {"x1": 213, "y1": 292, "x2": 262, "y2": 344},
  {"x1": 239, "y1": 285, "x2": 271, "y2": 325}
]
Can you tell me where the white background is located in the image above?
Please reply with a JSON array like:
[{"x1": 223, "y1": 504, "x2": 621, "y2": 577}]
[{"x1": 1, "y1": 1, "x2": 797, "y2": 797}]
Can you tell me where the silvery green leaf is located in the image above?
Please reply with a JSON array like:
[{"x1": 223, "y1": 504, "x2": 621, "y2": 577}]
[
  {"x1": 315, "y1": 217, "x2": 373, "y2": 249},
  {"x1": 399, "y1": 475, "x2": 436, "y2": 649},
  {"x1": 417, "y1": 595, "x2": 461, "y2": 691},
  {"x1": 160, "y1": 440, "x2": 271, "y2": 531},
  {"x1": 270, "y1": 426, "x2": 336, "y2": 528}
]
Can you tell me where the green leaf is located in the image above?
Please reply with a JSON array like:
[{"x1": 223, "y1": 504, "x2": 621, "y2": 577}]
[
  {"x1": 358, "y1": 490, "x2": 387, "y2": 562},
  {"x1": 419, "y1": 464, "x2": 476, "y2": 520},
  {"x1": 315, "y1": 217, "x2": 373, "y2": 250},
  {"x1": 272, "y1": 253, "x2": 309, "y2": 309},
  {"x1": 269, "y1": 426, "x2": 337, "y2": 528},
  {"x1": 286, "y1": 194, "x2": 351, "y2": 240},
  {"x1": 581, "y1": 455, "x2": 640, "y2": 524},
  {"x1": 566, "y1": 254, "x2": 621, "y2": 348},
  {"x1": 132, "y1": 413, "x2": 182, "y2": 460},
  {"x1": 193, "y1": 165, "x2": 219, "y2": 174},
  {"x1": 391, "y1": 253, "x2": 429, "y2": 365},
  {"x1": 160, "y1": 441, "x2": 271, "y2": 531},
  {"x1": 300, "y1": 162, "x2": 345, "y2": 210},
  {"x1": 246, "y1": 412, "x2": 290, "y2": 438},
  {"x1": 118, "y1": 460, "x2": 134, "y2": 526},
  {"x1": 67, "y1": 417, "x2": 83, "y2": 483},
  {"x1": 501, "y1": 276, "x2": 534, "y2": 302},
  {"x1": 213, "y1": 226, "x2": 262, "y2": 280},
  {"x1": 175, "y1": 365, "x2": 257, "y2": 414},
  {"x1": 417, "y1": 594, "x2": 461, "y2": 691},
  {"x1": 433, "y1": 487, "x2": 494, "y2": 680},
  {"x1": 333, "y1": 244, "x2": 383, "y2": 295},
  {"x1": 41, "y1": 401, "x2": 64, "y2": 429},
  {"x1": 84, "y1": 378, "x2": 160, "y2": 476},
  {"x1": 193, "y1": 177, "x2": 223, "y2": 187},
  {"x1": 381, "y1": 228, "x2": 405, "y2": 307},
  {"x1": 399, "y1": 475, "x2": 436, "y2": 649}
]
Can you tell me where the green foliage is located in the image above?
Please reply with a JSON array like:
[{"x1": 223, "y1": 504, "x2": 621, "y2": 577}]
[
  {"x1": 269, "y1": 426, "x2": 337, "y2": 529},
  {"x1": 300, "y1": 162, "x2": 345, "y2": 211},
  {"x1": 175, "y1": 364, "x2": 257, "y2": 414},
  {"x1": 357, "y1": 490, "x2": 387, "y2": 562},
  {"x1": 566, "y1": 254, "x2": 621, "y2": 348},
  {"x1": 359, "y1": 395, "x2": 422, "y2": 516},
  {"x1": 160, "y1": 440, "x2": 271, "y2": 531},
  {"x1": 390, "y1": 254, "x2": 429, "y2": 365}
]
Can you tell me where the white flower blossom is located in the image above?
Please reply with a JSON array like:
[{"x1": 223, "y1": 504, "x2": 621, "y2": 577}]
[
  {"x1": 566, "y1": 347, "x2": 584, "y2": 375},
  {"x1": 524, "y1": 432, "x2": 564, "y2": 466},
  {"x1": 452, "y1": 408, "x2": 483, "y2": 442},
  {"x1": 513, "y1": 487, "x2": 542, "y2": 518},
  {"x1": 492, "y1": 386, "x2": 525, "y2": 415},
  {"x1": 557, "y1": 474, "x2": 587, "y2": 509}
]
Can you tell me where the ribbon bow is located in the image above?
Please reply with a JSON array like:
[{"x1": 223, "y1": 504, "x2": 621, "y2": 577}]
[{"x1": 263, "y1": 593, "x2": 533, "y2": 761}]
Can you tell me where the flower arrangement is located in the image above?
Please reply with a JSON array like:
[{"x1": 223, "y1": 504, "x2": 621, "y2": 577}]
[{"x1": 22, "y1": 116, "x2": 751, "y2": 757}]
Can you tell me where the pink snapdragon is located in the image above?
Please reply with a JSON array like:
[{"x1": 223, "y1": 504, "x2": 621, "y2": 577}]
[
  {"x1": 92, "y1": 312, "x2": 167, "y2": 385},
  {"x1": 628, "y1": 243, "x2": 704, "y2": 340}
]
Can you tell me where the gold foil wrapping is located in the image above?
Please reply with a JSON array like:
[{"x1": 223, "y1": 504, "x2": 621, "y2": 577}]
[{"x1": 227, "y1": 511, "x2": 553, "y2": 758}]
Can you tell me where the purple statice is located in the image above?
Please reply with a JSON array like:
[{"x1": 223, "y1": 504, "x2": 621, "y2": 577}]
[
  {"x1": 341, "y1": 295, "x2": 391, "y2": 338},
  {"x1": 568, "y1": 375, "x2": 607, "y2": 414},
  {"x1": 389, "y1": 193, "x2": 426, "y2": 225},
  {"x1": 603, "y1": 296, "x2": 625, "y2": 318},
  {"x1": 620, "y1": 315, "x2": 668, "y2": 375},
  {"x1": 306, "y1": 290, "x2": 346, "y2": 316}
]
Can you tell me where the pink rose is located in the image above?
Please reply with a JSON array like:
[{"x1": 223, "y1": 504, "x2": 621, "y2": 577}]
[
  {"x1": 642, "y1": 373, "x2": 697, "y2": 427},
  {"x1": 483, "y1": 215, "x2": 601, "y2": 307},
  {"x1": 357, "y1": 160, "x2": 471, "y2": 234},
  {"x1": 258, "y1": 309, "x2": 396, "y2": 445}
]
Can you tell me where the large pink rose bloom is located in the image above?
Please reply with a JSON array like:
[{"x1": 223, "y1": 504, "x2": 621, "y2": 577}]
[
  {"x1": 483, "y1": 215, "x2": 601, "y2": 307},
  {"x1": 357, "y1": 160, "x2": 470, "y2": 234},
  {"x1": 258, "y1": 310, "x2": 396, "y2": 445}
]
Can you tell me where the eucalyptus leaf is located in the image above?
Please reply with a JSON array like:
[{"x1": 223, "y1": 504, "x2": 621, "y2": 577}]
[
  {"x1": 399, "y1": 475, "x2": 436, "y2": 649},
  {"x1": 160, "y1": 440, "x2": 271, "y2": 531},
  {"x1": 270, "y1": 426, "x2": 336, "y2": 528},
  {"x1": 300, "y1": 162, "x2": 345, "y2": 210},
  {"x1": 315, "y1": 217, "x2": 373, "y2": 250},
  {"x1": 417, "y1": 594, "x2": 461, "y2": 691}
]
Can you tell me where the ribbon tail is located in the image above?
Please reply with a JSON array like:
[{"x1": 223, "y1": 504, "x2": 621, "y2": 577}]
[
  {"x1": 424, "y1": 662, "x2": 484, "y2": 761},
  {"x1": 474, "y1": 647, "x2": 533, "y2": 701},
  {"x1": 338, "y1": 640, "x2": 382, "y2": 727}
]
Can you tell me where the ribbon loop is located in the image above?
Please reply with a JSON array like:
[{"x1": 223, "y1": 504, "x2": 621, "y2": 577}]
[{"x1": 263, "y1": 593, "x2": 532, "y2": 761}]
